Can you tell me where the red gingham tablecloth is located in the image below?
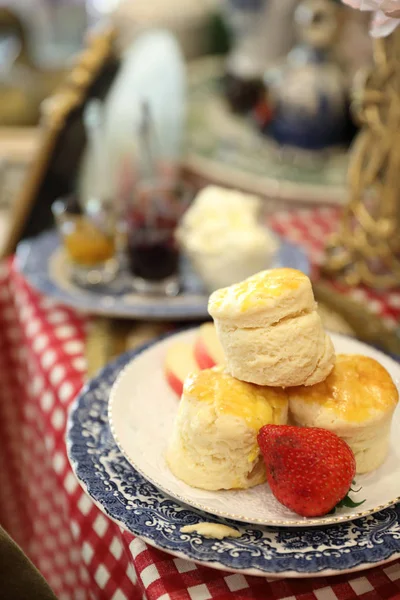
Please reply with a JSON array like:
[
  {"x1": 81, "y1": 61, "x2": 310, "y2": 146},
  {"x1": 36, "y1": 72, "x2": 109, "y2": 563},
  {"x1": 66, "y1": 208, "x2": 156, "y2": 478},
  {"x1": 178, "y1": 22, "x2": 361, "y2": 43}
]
[{"x1": 1, "y1": 207, "x2": 400, "y2": 600}]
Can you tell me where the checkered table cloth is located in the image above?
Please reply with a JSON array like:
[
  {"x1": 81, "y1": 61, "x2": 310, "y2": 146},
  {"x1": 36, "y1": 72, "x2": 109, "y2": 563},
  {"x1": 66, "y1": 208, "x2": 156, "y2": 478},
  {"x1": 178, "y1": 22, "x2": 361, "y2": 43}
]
[{"x1": 1, "y1": 207, "x2": 400, "y2": 600}]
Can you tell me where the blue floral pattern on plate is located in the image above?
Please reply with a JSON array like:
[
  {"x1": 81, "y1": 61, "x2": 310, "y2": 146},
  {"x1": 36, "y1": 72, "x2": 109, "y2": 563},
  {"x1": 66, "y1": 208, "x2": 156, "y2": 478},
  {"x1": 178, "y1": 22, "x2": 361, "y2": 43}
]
[
  {"x1": 67, "y1": 336, "x2": 400, "y2": 577},
  {"x1": 16, "y1": 230, "x2": 310, "y2": 321}
]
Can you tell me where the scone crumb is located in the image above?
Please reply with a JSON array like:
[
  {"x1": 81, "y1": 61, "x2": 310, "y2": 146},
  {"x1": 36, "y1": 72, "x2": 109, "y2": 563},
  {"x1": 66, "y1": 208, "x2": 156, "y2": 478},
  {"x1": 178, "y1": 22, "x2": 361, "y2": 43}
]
[{"x1": 180, "y1": 523, "x2": 241, "y2": 539}]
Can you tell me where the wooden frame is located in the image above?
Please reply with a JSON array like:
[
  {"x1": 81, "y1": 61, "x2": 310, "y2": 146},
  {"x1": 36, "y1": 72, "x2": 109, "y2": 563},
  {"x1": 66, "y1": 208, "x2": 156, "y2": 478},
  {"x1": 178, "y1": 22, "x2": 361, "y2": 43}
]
[{"x1": 2, "y1": 26, "x2": 119, "y2": 258}]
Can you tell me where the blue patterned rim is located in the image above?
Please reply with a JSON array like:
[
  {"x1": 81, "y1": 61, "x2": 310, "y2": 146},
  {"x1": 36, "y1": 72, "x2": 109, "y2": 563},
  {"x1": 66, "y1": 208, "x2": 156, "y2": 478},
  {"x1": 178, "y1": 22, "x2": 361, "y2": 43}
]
[
  {"x1": 16, "y1": 229, "x2": 310, "y2": 321},
  {"x1": 67, "y1": 333, "x2": 400, "y2": 577}
]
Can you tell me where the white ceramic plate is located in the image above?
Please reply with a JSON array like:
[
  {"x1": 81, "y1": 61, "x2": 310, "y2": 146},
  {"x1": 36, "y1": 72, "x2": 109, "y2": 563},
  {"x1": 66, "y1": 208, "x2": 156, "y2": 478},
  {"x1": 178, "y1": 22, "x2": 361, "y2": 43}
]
[{"x1": 109, "y1": 328, "x2": 400, "y2": 527}]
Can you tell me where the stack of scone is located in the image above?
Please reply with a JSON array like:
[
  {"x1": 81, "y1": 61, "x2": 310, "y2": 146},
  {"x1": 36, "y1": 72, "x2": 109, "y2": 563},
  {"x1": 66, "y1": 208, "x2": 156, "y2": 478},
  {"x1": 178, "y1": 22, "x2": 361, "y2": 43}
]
[{"x1": 167, "y1": 268, "x2": 398, "y2": 492}]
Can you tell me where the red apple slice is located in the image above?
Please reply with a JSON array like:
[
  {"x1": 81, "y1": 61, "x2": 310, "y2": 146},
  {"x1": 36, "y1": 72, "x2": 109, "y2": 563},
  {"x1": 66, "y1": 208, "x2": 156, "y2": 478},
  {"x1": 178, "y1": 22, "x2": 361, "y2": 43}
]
[
  {"x1": 194, "y1": 323, "x2": 225, "y2": 369},
  {"x1": 164, "y1": 342, "x2": 199, "y2": 396}
]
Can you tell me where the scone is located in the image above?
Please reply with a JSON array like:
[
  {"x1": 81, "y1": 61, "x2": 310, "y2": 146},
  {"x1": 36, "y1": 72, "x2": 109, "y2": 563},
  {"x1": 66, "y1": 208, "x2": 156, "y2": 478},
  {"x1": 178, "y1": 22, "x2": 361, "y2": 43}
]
[
  {"x1": 208, "y1": 268, "x2": 335, "y2": 387},
  {"x1": 166, "y1": 367, "x2": 288, "y2": 490},
  {"x1": 287, "y1": 354, "x2": 399, "y2": 473}
]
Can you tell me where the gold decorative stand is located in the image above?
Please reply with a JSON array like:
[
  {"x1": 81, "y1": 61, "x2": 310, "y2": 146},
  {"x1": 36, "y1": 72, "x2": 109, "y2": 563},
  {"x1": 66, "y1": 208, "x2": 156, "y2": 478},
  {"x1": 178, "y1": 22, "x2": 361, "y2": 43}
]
[{"x1": 323, "y1": 27, "x2": 400, "y2": 288}]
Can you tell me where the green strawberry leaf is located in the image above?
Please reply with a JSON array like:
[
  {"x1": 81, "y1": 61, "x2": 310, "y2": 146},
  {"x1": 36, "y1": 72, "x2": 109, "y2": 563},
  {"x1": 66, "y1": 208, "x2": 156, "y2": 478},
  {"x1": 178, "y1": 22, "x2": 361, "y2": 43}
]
[
  {"x1": 328, "y1": 483, "x2": 366, "y2": 514},
  {"x1": 338, "y1": 495, "x2": 366, "y2": 509}
]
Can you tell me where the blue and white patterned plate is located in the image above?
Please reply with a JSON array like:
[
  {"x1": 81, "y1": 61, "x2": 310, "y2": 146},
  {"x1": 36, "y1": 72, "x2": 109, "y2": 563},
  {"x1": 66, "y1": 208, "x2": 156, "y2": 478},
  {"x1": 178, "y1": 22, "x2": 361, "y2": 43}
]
[
  {"x1": 67, "y1": 335, "x2": 400, "y2": 578},
  {"x1": 15, "y1": 229, "x2": 309, "y2": 321}
]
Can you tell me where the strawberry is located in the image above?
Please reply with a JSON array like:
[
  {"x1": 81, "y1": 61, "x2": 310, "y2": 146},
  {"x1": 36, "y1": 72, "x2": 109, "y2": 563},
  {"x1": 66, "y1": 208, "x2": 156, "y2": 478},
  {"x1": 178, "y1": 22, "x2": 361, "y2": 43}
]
[{"x1": 257, "y1": 425, "x2": 356, "y2": 517}]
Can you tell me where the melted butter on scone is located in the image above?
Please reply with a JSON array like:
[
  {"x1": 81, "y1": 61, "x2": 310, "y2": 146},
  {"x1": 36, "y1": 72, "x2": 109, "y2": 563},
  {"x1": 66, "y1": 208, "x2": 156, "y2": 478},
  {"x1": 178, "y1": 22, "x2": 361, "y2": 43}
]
[
  {"x1": 209, "y1": 268, "x2": 307, "y2": 313},
  {"x1": 181, "y1": 523, "x2": 241, "y2": 539},
  {"x1": 184, "y1": 367, "x2": 288, "y2": 430},
  {"x1": 288, "y1": 355, "x2": 398, "y2": 423}
]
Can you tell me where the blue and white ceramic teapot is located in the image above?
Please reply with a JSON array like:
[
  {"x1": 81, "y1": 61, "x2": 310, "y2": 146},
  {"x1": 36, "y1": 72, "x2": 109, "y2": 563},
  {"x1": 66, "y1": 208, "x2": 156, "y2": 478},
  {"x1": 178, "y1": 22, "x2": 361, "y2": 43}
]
[{"x1": 260, "y1": 0, "x2": 351, "y2": 151}]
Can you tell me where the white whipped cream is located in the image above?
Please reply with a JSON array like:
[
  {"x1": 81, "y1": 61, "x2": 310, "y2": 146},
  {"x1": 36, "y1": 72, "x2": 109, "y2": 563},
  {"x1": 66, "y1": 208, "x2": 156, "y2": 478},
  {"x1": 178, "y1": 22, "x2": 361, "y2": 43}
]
[{"x1": 177, "y1": 186, "x2": 278, "y2": 291}]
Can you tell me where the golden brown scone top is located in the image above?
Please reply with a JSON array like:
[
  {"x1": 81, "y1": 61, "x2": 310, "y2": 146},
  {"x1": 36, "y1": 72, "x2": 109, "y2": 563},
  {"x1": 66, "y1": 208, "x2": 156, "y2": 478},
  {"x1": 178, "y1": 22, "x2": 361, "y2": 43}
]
[
  {"x1": 183, "y1": 367, "x2": 287, "y2": 429},
  {"x1": 288, "y1": 354, "x2": 399, "y2": 423},
  {"x1": 208, "y1": 268, "x2": 310, "y2": 317}
]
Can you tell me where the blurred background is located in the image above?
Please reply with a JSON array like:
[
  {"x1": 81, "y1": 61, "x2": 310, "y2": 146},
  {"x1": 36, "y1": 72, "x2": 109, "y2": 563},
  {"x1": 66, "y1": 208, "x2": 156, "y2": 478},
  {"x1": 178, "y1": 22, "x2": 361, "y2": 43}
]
[{"x1": 0, "y1": 0, "x2": 373, "y2": 259}]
